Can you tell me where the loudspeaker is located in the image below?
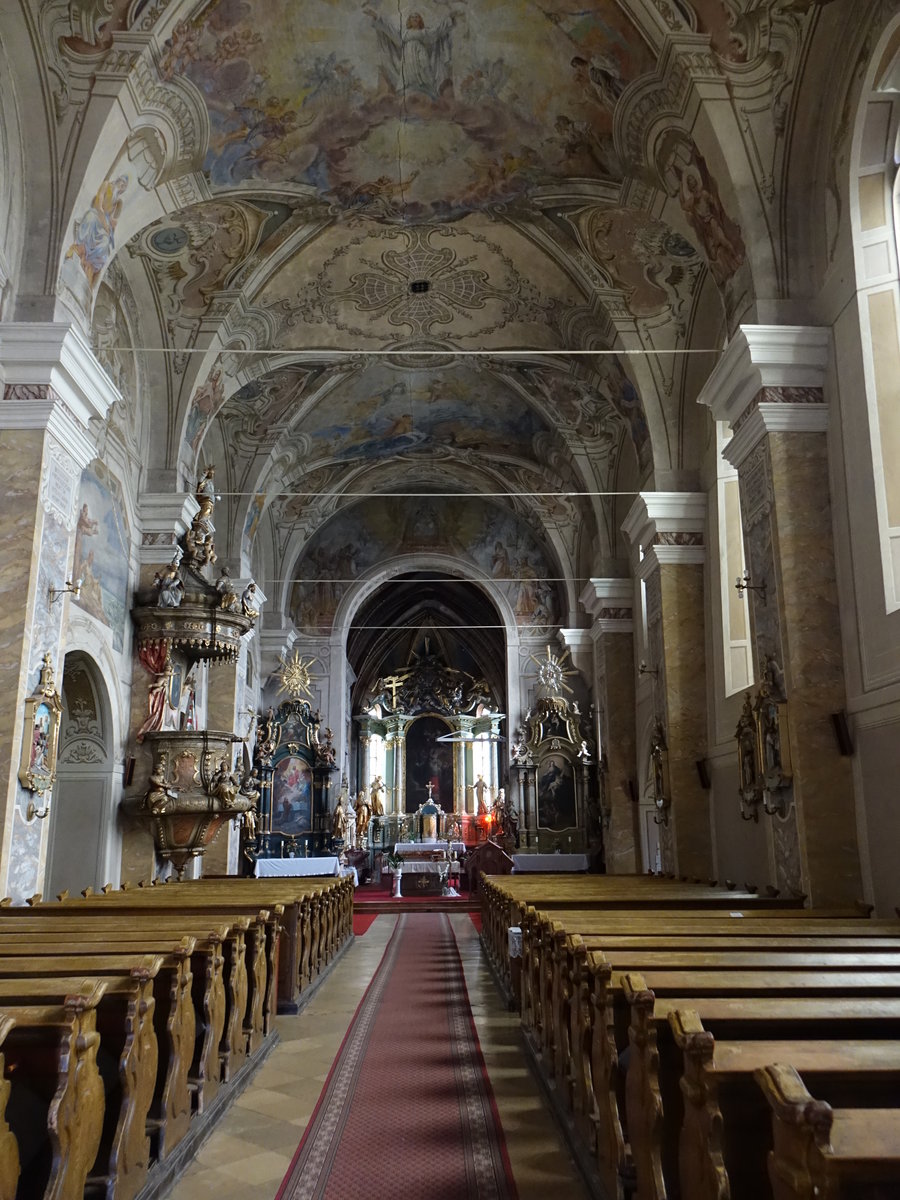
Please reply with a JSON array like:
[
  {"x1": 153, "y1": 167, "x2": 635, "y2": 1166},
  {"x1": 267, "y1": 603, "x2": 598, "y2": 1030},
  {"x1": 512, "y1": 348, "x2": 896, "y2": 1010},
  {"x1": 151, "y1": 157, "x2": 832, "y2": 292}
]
[
  {"x1": 831, "y1": 711, "x2": 854, "y2": 757},
  {"x1": 123, "y1": 756, "x2": 135, "y2": 786},
  {"x1": 696, "y1": 759, "x2": 711, "y2": 789},
  {"x1": 625, "y1": 778, "x2": 638, "y2": 804}
]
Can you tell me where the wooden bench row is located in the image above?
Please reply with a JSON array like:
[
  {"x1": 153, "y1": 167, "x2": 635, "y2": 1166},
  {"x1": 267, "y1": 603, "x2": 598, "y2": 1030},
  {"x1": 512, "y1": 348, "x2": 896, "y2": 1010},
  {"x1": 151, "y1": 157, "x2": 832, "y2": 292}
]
[
  {"x1": 480, "y1": 874, "x2": 900, "y2": 1200},
  {"x1": 0, "y1": 873, "x2": 353, "y2": 1200}
]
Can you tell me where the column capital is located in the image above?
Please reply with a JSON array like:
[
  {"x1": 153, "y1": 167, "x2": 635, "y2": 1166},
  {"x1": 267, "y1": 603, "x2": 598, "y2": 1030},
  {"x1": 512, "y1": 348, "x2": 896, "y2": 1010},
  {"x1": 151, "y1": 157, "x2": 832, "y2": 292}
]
[
  {"x1": 138, "y1": 493, "x2": 200, "y2": 565},
  {"x1": 257, "y1": 622, "x2": 297, "y2": 681},
  {"x1": 557, "y1": 627, "x2": 593, "y2": 675},
  {"x1": 0, "y1": 324, "x2": 121, "y2": 481},
  {"x1": 698, "y1": 326, "x2": 830, "y2": 467},
  {"x1": 622, "y1": 492, "x2": 706, "y2": 571},
  {"x1": 581, "y1": 578, "x2": 634, "y2": 635}
]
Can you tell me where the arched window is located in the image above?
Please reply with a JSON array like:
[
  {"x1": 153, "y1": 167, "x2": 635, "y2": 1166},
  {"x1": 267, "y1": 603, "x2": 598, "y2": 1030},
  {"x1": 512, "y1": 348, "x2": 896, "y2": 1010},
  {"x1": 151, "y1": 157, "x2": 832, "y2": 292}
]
[{"x1": 852, "y1": 32, "x2": 900, "y2": 610}]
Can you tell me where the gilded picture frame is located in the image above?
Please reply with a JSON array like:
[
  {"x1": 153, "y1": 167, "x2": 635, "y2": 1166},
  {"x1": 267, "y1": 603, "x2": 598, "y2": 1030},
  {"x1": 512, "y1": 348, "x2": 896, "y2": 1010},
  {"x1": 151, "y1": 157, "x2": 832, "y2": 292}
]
[{"x1": 19, "y1": 654, "x2": 63, "y2": 796}]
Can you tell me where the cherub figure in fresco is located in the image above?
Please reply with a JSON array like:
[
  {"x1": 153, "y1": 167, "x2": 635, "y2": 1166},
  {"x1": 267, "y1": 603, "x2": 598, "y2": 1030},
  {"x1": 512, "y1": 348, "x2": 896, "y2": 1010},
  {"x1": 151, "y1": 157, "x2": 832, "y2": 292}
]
[
  {"x1": 159, "y1": 18, "x2": 202, "y2": 80},
  {"x1": 364, "y1": 7, "x2": 462, "y2": 100},
  {"x1": 65, "y1": 175, "x2": 128, "y2": 289},
  {"x1": 674, "y1": 148, "x2": 746, "y2": 287},
  {"x1": 218, "y1": 96, "x2": 305, "y2": 173}
]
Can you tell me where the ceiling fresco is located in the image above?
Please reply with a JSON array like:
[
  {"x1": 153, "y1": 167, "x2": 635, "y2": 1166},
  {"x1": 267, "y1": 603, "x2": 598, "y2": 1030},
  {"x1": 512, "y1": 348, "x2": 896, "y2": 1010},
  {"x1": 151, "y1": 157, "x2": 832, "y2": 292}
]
[
  {"x1": 290, "y1": 493, "x2": 563, "y2": 633},
  {"x1": 257, "y1": 216, "x2": 587, "y2": 349},
  {"x1": 278, "y1": 363, "x2": 555, "y2": 465},
  {"x1": 162, "y1": 0, "x2": 655, "y2": 217},
  {"x1": 50, "y1": 0, "x2": 764, "y2": 630}
]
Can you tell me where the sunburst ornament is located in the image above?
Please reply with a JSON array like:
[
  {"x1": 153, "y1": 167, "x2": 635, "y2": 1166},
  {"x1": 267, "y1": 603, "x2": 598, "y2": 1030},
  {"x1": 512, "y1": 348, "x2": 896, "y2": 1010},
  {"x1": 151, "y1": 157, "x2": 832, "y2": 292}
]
[
  {"x1": 277, "y1": 651, "x2": 319, "y2": 700},
  {"x1": 529, "y1": 645, "x2": 576, "y2": 696}
]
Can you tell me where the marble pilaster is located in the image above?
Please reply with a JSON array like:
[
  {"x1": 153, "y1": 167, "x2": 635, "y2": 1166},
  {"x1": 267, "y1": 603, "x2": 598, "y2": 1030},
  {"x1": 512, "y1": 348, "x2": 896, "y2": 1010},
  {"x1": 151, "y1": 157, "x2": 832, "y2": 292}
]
[
  {"x1": 581, "y1": 579, "x2": 639, "y2": 874},
  {"x1": 0, "y1": 324, "x2": 118, "y2": 900},
  {"x1": 623, "y1": 494, "x2": 712, "y2": 879},
  {"x1": 700, "y1": 325, "x2": 862, "y2": 905}
]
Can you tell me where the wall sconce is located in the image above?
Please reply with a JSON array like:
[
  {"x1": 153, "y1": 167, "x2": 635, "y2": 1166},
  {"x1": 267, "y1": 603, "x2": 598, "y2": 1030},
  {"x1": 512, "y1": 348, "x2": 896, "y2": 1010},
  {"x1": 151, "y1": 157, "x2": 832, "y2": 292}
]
[
  {"x1": 638, "y1": 660, "x2": 658, "y2": 676},
  {"x1": 48, "y1": 578, "x2": 83, "y2": 605},
  {"x1": 735, "y1": 572, "x2": 767, "y2": 604},
  {"x1": 762, "y1": 790, "x2": 786, "y2": 818},
  {"x1": 26, "y1": 797, "x2": 51, "y2": 821}
]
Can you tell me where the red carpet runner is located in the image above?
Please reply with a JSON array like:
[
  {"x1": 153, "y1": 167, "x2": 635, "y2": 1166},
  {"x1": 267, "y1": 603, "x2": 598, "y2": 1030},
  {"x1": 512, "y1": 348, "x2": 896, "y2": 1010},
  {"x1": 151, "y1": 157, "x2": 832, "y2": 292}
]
[{"x1": 276, "y1": 913, "x2": 518, "y2": 1200}]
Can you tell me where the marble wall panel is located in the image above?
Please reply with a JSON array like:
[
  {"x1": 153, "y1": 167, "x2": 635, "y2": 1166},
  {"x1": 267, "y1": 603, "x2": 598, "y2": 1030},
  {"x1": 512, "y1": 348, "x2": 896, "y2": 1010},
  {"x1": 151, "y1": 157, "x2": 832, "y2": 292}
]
[
  {"x1": 768, "y1": 431, "x2": 862, "y2": 905},
  {"x1": 659, "y1": 562, "x2": 713, "y2": 879},
  {"x1": 599, "y1": 632, "x2": 639, "y2": 874}
]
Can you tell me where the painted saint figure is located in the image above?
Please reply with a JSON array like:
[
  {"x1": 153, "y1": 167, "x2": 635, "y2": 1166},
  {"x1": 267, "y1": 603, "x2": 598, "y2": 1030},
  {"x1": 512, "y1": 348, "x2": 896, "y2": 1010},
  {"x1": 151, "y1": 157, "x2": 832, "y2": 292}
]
[
  {"x1": 66, "y1": 175, "x2": 128, "y2": 288},
  {"x1": 365, "y1": 8, "x2": 459, "y2": 100}
]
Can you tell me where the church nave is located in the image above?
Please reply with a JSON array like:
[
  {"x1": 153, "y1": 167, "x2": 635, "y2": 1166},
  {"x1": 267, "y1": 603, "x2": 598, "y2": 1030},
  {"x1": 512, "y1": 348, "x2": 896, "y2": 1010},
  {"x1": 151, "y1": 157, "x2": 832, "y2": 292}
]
[{"x1": 167, "y1": 914, "x2": 587, "y2": 1200}]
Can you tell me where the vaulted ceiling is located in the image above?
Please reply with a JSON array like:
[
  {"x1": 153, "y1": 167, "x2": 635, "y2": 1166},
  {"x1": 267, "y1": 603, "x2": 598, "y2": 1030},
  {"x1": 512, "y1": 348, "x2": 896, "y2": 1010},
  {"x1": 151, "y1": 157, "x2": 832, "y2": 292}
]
[{"x1": 5, "y1": 0, "x2": 827, "y2": 643}]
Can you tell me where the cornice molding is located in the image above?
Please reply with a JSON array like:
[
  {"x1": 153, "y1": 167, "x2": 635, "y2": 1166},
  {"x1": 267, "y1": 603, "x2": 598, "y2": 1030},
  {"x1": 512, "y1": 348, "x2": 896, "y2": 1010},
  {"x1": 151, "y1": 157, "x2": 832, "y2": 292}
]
[
  {"x1": 697, "y1": 324, "x2": 830, "y2": 427},
  {"x1": 0, "y1": 322, "x2": 120, "y2": 429}
]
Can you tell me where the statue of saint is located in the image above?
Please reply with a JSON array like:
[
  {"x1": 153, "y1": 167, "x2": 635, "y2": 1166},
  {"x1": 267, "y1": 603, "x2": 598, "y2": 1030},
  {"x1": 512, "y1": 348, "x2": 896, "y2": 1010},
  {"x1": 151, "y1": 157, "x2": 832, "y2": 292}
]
[
  {"x1": 475, "y1": 773, "x2": 489, "y2": 815},
  {"x1": 210, "y1": 758, "x2": 240, "y2": 807},
  {"x1": 332, "y1": 796, "x2": 347, "y2": 840},
  {"x1": 216, "y1": 567, "x2": 240, "y2": 613},
  {"x1": 146, "y1": 752, "x2": 177, "y2": 814},
  {"x1": 155, "y1": 559, "x2": 184, "y2": 608},
  {"x1": 241, "y1": 581, "x2": 260, "y2": 620},
  {"x1": 344, "y1": 791, "x2": 357, "y2": 849},
  {"x1": 355, "y1": 790, "x2": 371, "y2": 840},
  {"x1": 370, "y1": 774, "x2": 386, "y2": 815}
]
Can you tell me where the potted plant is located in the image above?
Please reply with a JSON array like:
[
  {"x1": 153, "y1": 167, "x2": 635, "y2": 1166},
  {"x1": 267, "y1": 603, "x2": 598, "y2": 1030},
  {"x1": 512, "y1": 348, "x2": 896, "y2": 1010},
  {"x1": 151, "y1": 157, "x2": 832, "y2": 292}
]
[{"x1": 385, "y1": 851, "x2": 404, "y2": 898}]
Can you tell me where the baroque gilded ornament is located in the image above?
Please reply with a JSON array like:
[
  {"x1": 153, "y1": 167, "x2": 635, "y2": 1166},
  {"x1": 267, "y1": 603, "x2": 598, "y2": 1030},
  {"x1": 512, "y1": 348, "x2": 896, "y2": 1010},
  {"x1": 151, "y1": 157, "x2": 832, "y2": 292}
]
[
  {"x1": 277, "y1": 650, "x2": 319, "y2": 700},
  {"x1": 530, "y1": 645, "x2": 576, "y2": 696}
]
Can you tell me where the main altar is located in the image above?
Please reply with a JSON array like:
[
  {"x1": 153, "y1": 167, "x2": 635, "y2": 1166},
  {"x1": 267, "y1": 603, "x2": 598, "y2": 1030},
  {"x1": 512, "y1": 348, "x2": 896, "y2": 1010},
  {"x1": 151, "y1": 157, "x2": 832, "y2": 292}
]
[{"x1": 354, "y1": 639, "x2": 505, "y2": 829}]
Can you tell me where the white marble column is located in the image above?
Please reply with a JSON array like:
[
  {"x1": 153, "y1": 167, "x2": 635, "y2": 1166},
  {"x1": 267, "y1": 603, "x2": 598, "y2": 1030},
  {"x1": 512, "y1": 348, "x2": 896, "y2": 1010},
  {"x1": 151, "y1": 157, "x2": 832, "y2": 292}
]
[{"x1": 0, "y1": 324, "x2": 118, "y2": 901}]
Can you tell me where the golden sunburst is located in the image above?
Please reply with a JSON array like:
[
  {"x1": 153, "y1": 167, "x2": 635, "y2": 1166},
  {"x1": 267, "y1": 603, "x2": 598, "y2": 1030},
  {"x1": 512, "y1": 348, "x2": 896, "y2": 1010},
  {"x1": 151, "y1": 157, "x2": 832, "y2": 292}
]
[
  {"x1": 277, "y1": 650, "x2": 319, "y2": 700},
  {"x1": 528, "y1": 644, "x2": 576, "y2": 695}
]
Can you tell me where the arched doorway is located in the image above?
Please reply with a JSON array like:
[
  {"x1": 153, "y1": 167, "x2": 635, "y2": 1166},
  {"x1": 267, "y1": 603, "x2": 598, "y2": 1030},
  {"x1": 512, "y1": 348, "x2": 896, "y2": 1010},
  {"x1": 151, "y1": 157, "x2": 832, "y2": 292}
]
[{"x1": 46, "y1": 652, "x2": 117, "y2": 897}]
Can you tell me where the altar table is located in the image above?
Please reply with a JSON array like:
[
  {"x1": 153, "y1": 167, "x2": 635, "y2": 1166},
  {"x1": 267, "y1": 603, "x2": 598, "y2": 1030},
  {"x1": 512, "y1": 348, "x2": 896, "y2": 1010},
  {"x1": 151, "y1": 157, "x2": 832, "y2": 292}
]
[
  {"x1": 394, "y1": 842, "x2": 465, "y2": 856},
  {"x1": 511, "y1": 853, "x2": 589, "y2": 873},
  {"x1": 254, "y1": 856, "x2": 341, "y2": 878}
]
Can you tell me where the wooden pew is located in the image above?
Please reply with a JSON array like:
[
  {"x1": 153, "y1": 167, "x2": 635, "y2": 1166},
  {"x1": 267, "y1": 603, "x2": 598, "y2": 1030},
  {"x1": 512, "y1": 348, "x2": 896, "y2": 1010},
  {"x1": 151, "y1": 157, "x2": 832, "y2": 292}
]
[
  {"x1": 12, "y1": 900, "x2": 274, "y2": 1059},
  {"x1": 0, "y1": 980, "x2": 107, "y2": 1200},
  {"x1": 0, "y1": 917, "x2": 241, "y2": 1103},
  {"x1": 619, "y1": 973, "x2": 900, "y2": 1200},
  {"x1": 756, "y1": 1063, "x2": 900, "y2": 1200},
  {"x1": 672, "y1": 1012, "x2": 900, "y2": 1200},
  {"x1": 0, "y1": 951, "x2": 192, "y2": 1169},
  {"x1": 522, "y1": 910, "x2": 897, "y2": 1059}
]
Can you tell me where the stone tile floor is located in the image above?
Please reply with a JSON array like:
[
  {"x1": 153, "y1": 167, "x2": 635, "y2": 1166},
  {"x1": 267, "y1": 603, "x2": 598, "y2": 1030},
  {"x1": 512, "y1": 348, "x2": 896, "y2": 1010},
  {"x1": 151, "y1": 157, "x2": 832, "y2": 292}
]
[{"x1": 166, "y1": 914, "x2": 589, "y2": 1199}]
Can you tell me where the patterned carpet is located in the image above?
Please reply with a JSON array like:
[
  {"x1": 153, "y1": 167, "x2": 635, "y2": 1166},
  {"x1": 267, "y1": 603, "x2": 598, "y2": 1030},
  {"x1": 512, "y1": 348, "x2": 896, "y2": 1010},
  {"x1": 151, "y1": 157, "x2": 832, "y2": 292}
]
[{"x1": 276, "y1": 913, "x2": 518, "y2": 1200}]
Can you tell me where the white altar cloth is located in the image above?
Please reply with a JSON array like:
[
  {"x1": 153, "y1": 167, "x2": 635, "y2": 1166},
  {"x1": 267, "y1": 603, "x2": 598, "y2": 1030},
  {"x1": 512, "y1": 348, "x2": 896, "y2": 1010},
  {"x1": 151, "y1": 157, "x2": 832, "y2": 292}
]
[
  {"x1": 254, "y1": 856, "x2": 340, "y2": 878},
  {"x1": 511, "y1": 853, "x2": 589, "y2": 873},
  {"x1": 394, "y1": 842, "x2": 465, "y2": 856},
  {"x1": 383, "y1": 861, "x2": 449, "y2": 874}
]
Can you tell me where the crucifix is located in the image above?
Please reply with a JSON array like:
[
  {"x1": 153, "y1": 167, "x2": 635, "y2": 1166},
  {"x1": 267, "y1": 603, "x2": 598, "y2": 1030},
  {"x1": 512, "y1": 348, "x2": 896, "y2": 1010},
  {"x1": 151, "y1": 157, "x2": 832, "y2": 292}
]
[
  {"x1": 383, "y1": 674, "x2": 405, "y2": 710},
  {"x1": 426, "y1": 781, "x2": 435, "y2": 800}
]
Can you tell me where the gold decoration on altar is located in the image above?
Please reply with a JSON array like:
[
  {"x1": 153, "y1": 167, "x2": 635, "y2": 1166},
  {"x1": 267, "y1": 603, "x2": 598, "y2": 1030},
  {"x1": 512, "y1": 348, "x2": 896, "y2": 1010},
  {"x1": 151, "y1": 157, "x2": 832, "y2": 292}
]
[
  {"x1": 277, "y1": 650, "x2": 319, "y2": 700},
  {"x1": 529, "y1": 645, "x2": 576, "y2": 695}
]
